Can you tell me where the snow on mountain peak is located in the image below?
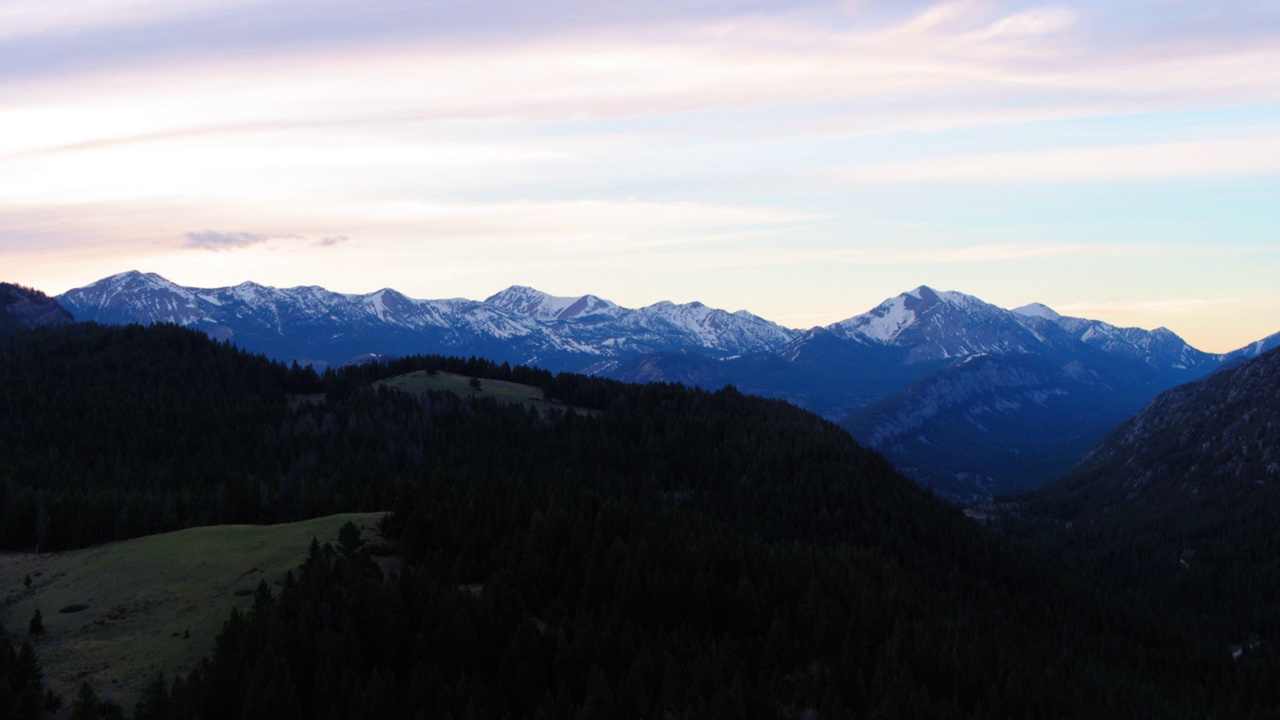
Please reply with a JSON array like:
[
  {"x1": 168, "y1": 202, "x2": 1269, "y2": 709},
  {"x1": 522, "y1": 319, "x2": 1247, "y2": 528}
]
[
  {"x1": 902, "y1": 286, "x2": 980, "y2": 309},
  {"x1": 485, "y1": 285, "x2": 618, "y2": 322},
  {"x1": 1012, "y1": 303, "x2": 1061, "y2": 320},
  {"x1": 55, "y1": 273, "x2": 1232, "y2": 378},
  {"x1": 103, "y1": 270, "x2": 181, "y2": 291},
  {"x1": 834, "y1": 286, "x2": 975, "y2": 343}
]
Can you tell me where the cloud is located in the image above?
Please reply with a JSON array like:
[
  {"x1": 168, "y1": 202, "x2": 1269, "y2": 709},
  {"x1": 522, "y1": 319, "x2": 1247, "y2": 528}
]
[
  {"x1": 185, "y1": 230, "x2": 350, "y2": 251},
  {"x1": 981, "y1": 7, "x2": 1077, "y2": 39},
  {"x1": 0, "y1": 0, "x2": 250, "y2": 40},
  {"x1": 183, "y1": 230, "x2": 271, "y2": 251}
]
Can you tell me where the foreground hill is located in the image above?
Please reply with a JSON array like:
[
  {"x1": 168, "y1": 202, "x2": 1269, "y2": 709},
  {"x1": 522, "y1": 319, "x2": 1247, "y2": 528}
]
[
  {"x1": 2, "y1": 321, "x2": 1275, "y2": 716},
  {"x1": 997, "y1": 345, "x2": 1280, "y2": 650}
]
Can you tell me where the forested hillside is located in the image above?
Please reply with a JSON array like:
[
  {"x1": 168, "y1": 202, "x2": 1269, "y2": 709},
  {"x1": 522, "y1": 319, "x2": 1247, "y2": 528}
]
[
  {"x1": 0, "y1": 283, "x2": 72, "y2": 337},
  {"x1": 2, "y1": 323, "x2": 1277, "y2": 717},
  {"x1": 996, "y1": 346, "x2": 1280, "y2": 652}
]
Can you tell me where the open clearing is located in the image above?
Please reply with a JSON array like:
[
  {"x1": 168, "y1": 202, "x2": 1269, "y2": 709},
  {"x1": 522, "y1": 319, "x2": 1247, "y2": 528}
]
[
  {"x1": 0, "y1": 512, "x2": 387, "y2": 710},
  {"x1": 375, "y1": 370, "x2": 593, "y2": 415}
]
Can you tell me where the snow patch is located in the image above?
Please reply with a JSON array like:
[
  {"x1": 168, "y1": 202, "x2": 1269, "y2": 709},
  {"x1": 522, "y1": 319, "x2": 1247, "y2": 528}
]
[{"x1": 849, "y1": 295, "x2": 916, "y2": 343}]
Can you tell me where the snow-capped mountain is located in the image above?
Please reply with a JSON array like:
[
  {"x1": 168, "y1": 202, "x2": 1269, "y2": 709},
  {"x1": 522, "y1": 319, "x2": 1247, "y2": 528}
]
[
  {"x1": 484, "y1": 285, "x2": 618, "y2": 322},
  {"x1": 485, "y1": 285, "x2": 798, "y2": 356},
  {"x1": 1221, "y1": 329, "x2": 1280, "y2": 366},
  {"x1": 1011, "y1": 302, "x2": 1219, "y2": 373},
  {"x1": 822, "y1": 285, "x2": 1217, "y2": 373},
  {"x1": 57, "y1": 271, "x2": 796, "y2": 369},
  {"x1": 816, "y1": 287, "x2": 1232, "y2": 498},
  {"x1": 828, "y1": 286, "x2": 1048, "y2": 362}
]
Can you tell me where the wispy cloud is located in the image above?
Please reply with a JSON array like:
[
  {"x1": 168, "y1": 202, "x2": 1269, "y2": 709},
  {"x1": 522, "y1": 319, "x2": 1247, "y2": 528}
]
[
  {"x1": 184, "y1": 230, "x2": 274, "y2": 251},
  {"x1": 0, "y1": 0, "x2": 253, "y2": 40},
  {"x1": 5, "y1": 3, "x2": 1277, "y2": 144},
  {"x1": 184, "y1": 230, "x2": 354, "y2": 252}
]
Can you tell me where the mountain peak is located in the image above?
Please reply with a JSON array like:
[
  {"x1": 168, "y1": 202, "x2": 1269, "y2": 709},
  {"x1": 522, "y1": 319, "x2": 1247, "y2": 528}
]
[
  {"x1": 832, "y1": 286, "x2": 985, "y2": 344},
  {"x1": 904, "y1": 285, "x2": 984, "y2": 308},
  {"x1": 485, "y1": 285, "x2": 617, "y2": 322},
  {"x1": 1012, "y1": 302, "x2": 1062, "y2": 320},
  {"x1": 829, "y1": 286, "x2": 1048, "y2": 361},
  {"x1": 103, "y1": 270, "x2": 179, "y2": 289}
]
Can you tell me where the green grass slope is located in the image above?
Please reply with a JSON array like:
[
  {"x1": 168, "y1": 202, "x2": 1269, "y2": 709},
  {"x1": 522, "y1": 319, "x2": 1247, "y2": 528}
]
[
  {"x1": 0, "y1": 512, "x2": 386, "y2": 709},
  {"x1": 375, "y1": 369, "x2": 592, "y2": 415}
]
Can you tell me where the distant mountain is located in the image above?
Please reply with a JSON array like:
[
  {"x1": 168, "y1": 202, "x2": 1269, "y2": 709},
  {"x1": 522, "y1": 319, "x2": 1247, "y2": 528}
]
[
  {"x1": 843, "y1": 351, "x2": 1185, "y2": 499},
  {"x1": 1012, "y1": 302, "x2": 1219, "y2": 372},
  {"x1": 1021, "y1": 344, "x2": 1280, "y2": 513},
  {"x1": 0, "y1": 282, "x2": 73, "y2": 336},
  {"x1": 58, "y1": 271, "x2": 797, "y2": 370},
  {"x1": 833, "y1": 289, "x2": 1224, "y2": 498},
  {"x1": 1000, "y1": 345, "x2": 1280, "y2": 647},
  {"x1": 55, "y1": 272, "x2": 1277, "y2": 498},
  {"x1": 831, "y1": 286, "x2": 1055, "y2": 362},
  {"x1": 1221, "y1": 329, "x2": 1280, "y2": 366}
]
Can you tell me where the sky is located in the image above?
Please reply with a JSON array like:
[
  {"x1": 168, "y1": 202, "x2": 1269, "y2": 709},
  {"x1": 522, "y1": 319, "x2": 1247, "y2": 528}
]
[{"x1": 2, "y1": 0, "x2": 1278, "y2": 353}]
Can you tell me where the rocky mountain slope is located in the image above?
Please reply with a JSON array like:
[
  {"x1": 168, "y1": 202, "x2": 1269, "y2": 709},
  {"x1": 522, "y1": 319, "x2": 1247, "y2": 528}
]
[{"x1": 1023, "y1": 345, "x2": 1280, "y2": 511}]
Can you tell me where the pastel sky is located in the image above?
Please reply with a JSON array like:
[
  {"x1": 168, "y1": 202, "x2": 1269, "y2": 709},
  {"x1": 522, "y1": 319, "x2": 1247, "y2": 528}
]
[{"x1": 3, "y1": 0, "x2": 1277, "y2": 352}]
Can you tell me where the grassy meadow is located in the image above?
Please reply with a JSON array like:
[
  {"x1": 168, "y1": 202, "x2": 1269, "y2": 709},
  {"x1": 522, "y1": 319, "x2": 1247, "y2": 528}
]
[
  {"x1": 374, "y1": 370, "x2": 592, "y2": 415},
  {"x1": 0, "y1": 512, "x2": 387, "y2": 710}
]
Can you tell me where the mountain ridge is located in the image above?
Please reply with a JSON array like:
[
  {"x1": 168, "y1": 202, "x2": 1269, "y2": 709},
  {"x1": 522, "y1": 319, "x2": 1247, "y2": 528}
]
[
  {"x1": 57, "y1": 271, "x2": 1263, "y2": 367},
  {"x1": 0, "y1": 281, "x2": 75, "y2": 335}
]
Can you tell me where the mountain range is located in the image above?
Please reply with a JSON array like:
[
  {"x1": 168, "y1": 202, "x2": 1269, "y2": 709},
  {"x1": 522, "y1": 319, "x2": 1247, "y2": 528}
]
[{"x1": 53, "y1": 271, "x2": 1279, "y2": 498}]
